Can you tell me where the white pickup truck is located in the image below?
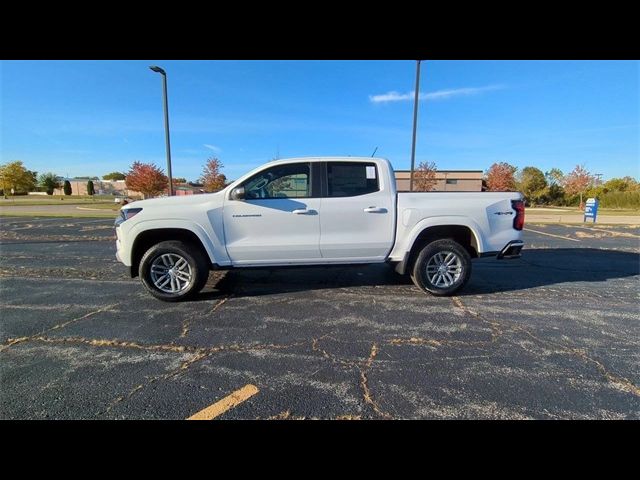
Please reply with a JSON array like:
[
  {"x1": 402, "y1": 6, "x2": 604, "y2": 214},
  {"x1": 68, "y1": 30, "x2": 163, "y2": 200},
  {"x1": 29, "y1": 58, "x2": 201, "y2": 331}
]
[{"x1": 115, "y1": 157, "x2": 524, "y2": 301}]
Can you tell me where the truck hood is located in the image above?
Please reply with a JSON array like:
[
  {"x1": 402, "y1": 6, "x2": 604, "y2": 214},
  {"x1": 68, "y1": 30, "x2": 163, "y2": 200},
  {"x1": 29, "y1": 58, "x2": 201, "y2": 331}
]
[{"x1": 123, "y1": 189, "x2": 226, "y2": 210}]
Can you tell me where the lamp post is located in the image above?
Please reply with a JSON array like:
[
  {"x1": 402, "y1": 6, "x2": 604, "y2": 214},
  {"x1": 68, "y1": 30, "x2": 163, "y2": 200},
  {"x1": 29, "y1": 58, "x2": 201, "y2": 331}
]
[
  {"x1": 409, "y1": 60, "x2": 422, "y2": 192},
  {"x1": 149, "y1": 65, "x2": 174, "y2": 196}
]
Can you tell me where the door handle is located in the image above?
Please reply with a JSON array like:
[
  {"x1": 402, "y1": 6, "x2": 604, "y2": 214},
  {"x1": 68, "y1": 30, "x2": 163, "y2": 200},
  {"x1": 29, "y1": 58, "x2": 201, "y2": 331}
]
[
  {"x1": 292, "y1": 209, "x2": 317, "y2": 215},
  {"x1": 363, "y1": 206, "x2": 387, "y2": 213}
]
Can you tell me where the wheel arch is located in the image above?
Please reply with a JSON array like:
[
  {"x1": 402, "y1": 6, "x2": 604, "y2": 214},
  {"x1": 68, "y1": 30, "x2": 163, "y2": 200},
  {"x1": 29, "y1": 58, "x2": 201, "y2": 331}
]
[
  {"x1": 395, "y1": 221, "x2": 482, "y2": 275},
  {"x1": 129, "y1": 227, "x2": 214, "y2": 278}
]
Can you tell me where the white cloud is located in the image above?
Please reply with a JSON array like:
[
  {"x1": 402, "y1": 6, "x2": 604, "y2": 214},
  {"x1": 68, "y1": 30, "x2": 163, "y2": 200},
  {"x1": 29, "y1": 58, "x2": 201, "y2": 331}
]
[
  {"x1": 369, "y1": 91, "x2": 414, "y2": 103},
  {"x1": 204, "y1": 144, "x2": 222, "y2": 152},
  {"x1": 369, "y1": 84, "x2": 506, "y2": 103}
]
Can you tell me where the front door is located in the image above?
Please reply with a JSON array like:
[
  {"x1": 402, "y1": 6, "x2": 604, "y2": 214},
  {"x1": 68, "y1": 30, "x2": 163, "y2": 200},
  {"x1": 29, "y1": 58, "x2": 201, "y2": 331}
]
[{"x1": 223, "y1": 162, "x2": 322, "y2": 265}]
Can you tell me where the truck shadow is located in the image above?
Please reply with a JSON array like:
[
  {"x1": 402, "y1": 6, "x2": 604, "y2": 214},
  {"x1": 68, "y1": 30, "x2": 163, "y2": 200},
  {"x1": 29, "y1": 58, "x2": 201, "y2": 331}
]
[{"x1": 194, "y1": 248, "x2": 639, "y2": 300}]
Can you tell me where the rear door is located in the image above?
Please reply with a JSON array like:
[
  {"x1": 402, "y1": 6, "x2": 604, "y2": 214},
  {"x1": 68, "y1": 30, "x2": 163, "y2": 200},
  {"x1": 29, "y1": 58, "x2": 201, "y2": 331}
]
[
  {"x1": 319, "y1": 161, "x2": 395, "y2": 260},
  {"x1": 223, "y1": 162, "x2": 322, "y2": 264}
]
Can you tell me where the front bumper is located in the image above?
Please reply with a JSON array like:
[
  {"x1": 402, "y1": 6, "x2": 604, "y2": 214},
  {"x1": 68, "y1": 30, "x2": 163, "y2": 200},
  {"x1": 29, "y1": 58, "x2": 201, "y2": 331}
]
[{"x1": 497, "y1": 240, "x2": 524, "y2": 259}]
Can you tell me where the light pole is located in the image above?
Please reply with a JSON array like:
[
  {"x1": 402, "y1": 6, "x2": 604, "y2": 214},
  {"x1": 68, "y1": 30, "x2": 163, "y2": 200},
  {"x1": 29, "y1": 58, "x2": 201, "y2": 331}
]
[
  {"x1": 594, "y1": 173, "x2": 603, "y2": 187},
  {"x1": 149, "y1": 65, "x2": 174, "y2": 196},
  {"x1": 409, "y1": 60, "x2": 422, "y2": 192}
]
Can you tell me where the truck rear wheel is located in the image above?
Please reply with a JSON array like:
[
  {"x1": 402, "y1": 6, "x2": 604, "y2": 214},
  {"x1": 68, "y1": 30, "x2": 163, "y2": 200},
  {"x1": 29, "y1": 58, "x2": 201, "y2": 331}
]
[
  {"x1": 411, "y1": 239, "x2": 471, "y2": 296},
  {"x1": 139, "y1": 240, "x2": 210, "y2": 302}
]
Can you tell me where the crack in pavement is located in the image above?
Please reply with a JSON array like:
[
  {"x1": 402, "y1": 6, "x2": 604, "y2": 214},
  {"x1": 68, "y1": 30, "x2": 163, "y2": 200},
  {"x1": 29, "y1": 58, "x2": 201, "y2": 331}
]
[
  {"x1": 451, "y1": 296, "x2": 504, "y2": 343},
  {"x1": 4, "y1": 286, "x2": 636, "y2": 418},
  {"x1": 5, "y1": 334, "x2": 305, "y2": 357},
  {"x1": 3, "y1": 333, "x2": 306, "y2": 417},
  {"x1": 212, "y1": 294, "x2": 231, "y2": 313},
  {"x1": 388, "y1": 337, "x2": 443, "y2": 347},
  {"x1": 265, "y1": 410, "x2": 305, "y2": 420},
  {"x1": 450, "y1": 296, "x2": 640, "y2": 398},
  {"x1": 103, "y1": 351, "x2": 211, "y2": 415},
  {"x1": 260, "y1": 410, "x2": 362, "y2": 420},
  {"x1": 180, "y1": 293, "x2": 233, "y2": 339},
  {"x1": 359, "y1": 343, "x2": 393, "y2": 419},
  {"x1": 311, "y1": 336, "x2": 355, "y2": 367},
  {"x1": 0, "y1": 303, "x2": 120, "y2": 352},
  {"x1": 311, "y1": 336, "x2": 393, "y2": 419},
  {"x1": 513, "y1": 325, "x2": 640, "y2": 397}
]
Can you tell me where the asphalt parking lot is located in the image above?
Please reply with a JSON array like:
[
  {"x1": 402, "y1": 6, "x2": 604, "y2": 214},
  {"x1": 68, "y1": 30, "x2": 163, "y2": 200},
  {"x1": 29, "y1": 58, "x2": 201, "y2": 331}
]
[{"x1": 1, "y1": 216, "x2": 638, "y2": 419}]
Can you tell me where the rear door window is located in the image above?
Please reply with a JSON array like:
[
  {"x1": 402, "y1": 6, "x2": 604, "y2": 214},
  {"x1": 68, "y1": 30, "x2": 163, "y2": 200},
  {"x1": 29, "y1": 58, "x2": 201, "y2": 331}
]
[{"x1": 326, "y1": 162, "x2": 379, "y2": 197}]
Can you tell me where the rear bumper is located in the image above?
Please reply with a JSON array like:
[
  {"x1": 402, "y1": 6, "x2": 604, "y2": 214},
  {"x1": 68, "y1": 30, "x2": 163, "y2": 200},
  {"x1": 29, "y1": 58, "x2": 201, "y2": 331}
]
[{"x1": 496, "y1": 240, "x2": 524, "y2": 259}]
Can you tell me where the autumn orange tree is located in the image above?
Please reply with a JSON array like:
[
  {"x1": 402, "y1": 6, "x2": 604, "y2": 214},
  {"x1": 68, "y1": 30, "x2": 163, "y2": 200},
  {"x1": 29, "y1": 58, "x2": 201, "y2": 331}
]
[
  {"x1": 563, "y1": 164, "x2": 592, "y2": 207},
  {"x1": 125, "y1": 161, "x2": 168, "y2": 198},
  {"x1": 413, "y1": 161, "x2": 437, "y2": 191},
  {"x1": 200, "y1": 157, "x2": 227, "y2": 192},
  {"x1": 485, "y1": 162, "x2": 517, "y2": 191}
]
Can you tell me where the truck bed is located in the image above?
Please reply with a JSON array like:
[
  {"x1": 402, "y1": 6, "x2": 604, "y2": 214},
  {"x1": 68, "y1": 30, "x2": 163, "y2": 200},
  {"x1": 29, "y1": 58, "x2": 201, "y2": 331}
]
[{"x1": 388, "y1": 191, "x2": 523, "y2": 261}]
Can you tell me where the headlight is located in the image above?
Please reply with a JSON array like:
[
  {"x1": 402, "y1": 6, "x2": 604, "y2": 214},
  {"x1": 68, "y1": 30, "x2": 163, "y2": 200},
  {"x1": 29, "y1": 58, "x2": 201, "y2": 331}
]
[
  {"x1": 123, "y1": 208, "x2": 142, "y2": 220},
  {"x1": 114, "y1": 208, "x2": 142, "y2": 227}
]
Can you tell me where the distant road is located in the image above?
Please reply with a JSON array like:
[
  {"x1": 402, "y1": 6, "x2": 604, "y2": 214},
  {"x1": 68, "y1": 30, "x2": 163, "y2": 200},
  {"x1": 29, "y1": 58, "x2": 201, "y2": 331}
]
[
  {"x1": 0, "y1": 204, "x2": 117, "y2": 217},
  {"x1": 526, "y1": 213, "x2": 640, "y2": 224}
]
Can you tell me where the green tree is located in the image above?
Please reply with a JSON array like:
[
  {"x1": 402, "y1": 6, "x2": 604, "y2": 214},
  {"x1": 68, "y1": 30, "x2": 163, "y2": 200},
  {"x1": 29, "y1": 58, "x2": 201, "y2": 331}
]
[
  {"x1": 28, "y1": 170, "x2": 38, "y2": 186},
  {"x1": 519, "y1": 167, "x2": 547, "y2": 205},
  {"x1": 603, "y1": 177, "x2": 639, "y2": 192},
  {"x1": 87, "y1": 180, "x2": 95, "y2": 196},
  {"x1": 622, "y1": 176, "x2": 640, "y2": 191},
  {"x1": 172, "y1": 177, "x2": 188, "y2": 184},
  {"x1": 38, "y1": 172, "x2": 61, "y2": 195},
  {"x1": 544, "y1": 183, "x2": 566, "y2": 205},
  {"x1": 584, "y1": 184, "x2": 607, "y2": 200},
  {"x1": 0, "y1": 161, "x2": 37, "y2": 195},
  {"x1": 103, "y1": 172, "x2": 126, "y2": 180},
  {"x1": 63, "y1": 180, "x2": 72, "y2": 196},
  {"x1": 545, "y1": 168, "x2": 564, "y2": 186}
]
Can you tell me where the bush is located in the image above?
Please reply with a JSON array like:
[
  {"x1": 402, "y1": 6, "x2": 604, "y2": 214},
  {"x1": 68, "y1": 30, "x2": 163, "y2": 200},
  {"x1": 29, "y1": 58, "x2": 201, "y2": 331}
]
[
  {"x1": 597, "y1": 191, "x2": 640, "y2": 209},
  {"x1": 63, "y1": 180, "x2": 72, "y2": 196}
]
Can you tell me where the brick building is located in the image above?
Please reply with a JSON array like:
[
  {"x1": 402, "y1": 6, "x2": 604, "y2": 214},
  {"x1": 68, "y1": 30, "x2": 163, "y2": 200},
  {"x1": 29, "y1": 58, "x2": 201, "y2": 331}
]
[
  {"x1": 394, "y1": 170, "x2": 483, "y2": 192},
  {"x1": 53, "y1": 179, "x2": 141, "y2": 197}
]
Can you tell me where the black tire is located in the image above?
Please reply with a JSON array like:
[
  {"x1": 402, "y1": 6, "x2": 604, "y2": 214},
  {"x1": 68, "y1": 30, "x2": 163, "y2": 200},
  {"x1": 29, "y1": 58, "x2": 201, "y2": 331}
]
[
  {"x1": 411, "y1": 239, "x2": 472, "y2": 296},
  {"x1": 138, "y1": 240, "x2": 210, "y2": 302}
]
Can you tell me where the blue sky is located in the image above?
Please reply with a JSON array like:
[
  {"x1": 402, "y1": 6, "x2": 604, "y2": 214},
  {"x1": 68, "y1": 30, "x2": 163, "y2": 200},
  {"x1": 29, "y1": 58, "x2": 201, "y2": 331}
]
[{"x1": 1, "y1": 60, "x2": 638, "y2": 182}]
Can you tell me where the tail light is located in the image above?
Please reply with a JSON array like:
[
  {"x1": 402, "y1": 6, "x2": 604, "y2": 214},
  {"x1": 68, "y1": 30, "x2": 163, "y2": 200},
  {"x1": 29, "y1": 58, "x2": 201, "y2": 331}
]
[{"x1": 512, "y1": 200, "x2": 525, "y2": 231}]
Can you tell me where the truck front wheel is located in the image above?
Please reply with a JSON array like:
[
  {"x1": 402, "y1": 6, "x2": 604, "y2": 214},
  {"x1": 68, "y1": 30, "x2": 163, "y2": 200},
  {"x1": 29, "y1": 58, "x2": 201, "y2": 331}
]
[
  {"x1": 411, "y1": 239, "x2": 472, "y2": 296},
  {"x1": 138, "y1": 240, "x2": 210, "y2": 302}
]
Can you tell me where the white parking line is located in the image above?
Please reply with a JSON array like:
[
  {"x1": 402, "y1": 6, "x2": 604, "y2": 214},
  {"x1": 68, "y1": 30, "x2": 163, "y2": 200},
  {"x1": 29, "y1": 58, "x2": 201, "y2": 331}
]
[{"x1": 524, "y1": 227, "x2": 581, "y2": 242}]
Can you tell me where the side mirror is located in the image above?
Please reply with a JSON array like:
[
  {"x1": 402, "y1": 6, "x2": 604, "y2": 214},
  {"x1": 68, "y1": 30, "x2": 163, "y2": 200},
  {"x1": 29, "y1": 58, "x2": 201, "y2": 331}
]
[{"x1": 230, "y1": 186, "x2": 245, "y2": 201}]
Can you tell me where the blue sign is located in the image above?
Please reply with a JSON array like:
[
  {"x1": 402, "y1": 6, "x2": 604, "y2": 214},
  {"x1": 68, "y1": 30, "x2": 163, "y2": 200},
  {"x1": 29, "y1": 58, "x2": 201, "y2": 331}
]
[{"x1": 584, "y1": 198, "x2": 598, "y2": 223}]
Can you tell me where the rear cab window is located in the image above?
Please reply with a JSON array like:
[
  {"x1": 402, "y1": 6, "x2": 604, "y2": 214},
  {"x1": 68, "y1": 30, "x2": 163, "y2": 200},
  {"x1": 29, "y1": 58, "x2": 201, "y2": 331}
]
[{"x1": 326, "y1": 162, "x2": 379, "y2": 197}]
